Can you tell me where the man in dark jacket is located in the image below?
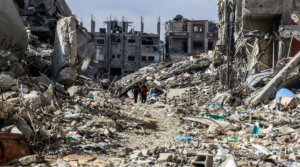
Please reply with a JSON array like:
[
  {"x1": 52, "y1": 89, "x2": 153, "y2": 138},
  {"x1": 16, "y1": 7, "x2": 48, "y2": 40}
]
[
  {"x1": 133, "y1": 83, "x2": 140, "y2": 103},
  {"x1": 141, "y1": 83, "x2": 148, "y2": 103}
]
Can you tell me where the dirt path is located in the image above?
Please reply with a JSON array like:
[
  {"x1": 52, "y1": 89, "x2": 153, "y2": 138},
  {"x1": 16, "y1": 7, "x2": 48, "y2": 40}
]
[{"x1": 123, "y1": 102, "x2": 183, "y2": 150}]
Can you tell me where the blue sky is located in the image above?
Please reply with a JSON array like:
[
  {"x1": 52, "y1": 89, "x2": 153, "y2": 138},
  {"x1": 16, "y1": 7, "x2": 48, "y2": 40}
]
[{"x1": 65, "y1": 0, "x2": 218, "y2": 38}]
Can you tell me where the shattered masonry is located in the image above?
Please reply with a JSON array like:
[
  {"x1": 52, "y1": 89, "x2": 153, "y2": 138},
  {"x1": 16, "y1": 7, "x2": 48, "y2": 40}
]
[{"x1": 0, "y1": 0, "x2": 300, "y2": 167}]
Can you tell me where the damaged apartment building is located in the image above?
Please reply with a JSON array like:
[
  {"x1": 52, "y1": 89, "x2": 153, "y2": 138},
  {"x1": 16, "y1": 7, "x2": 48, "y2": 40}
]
[
  {"x1": 90, "y1": 17, "x2": 162, "y2": 80},
  {"x1": 165, "y1": 15, "x2": 218, "y2": 60},
  {"x1": 217, "y1": 0, "x2": 300, "y2": 92}
]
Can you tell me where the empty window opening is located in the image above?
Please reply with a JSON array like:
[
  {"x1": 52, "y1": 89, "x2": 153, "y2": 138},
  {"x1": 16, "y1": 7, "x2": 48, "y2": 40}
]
[
  {"x1": 112, "y1": 36, "x2": 122, "y2": 43},
  {"x1": 117, "y1": 54, "x2": 121, "y2": 58},
  {"x1": 193, "y1": 25, "x2": 203, "y2": 33},
  {"x1": 208, "y1": 42, "x2": 214, "y2": 50},
  {"x1": 182, "y1": 25, "x2": 188, "y2": 31},
  {"x1": 142, "y1": 37, "x2": 154, "y2": 45},
  {"x1": 193, "y1": 41, "x2": 204, "y2": 48},
  {"x1": 97, "y1": 39, "x2": 105, "y2": 45},
  {"x1": 128, "y1": 56, "x2": 135, "y2": 61},
  {"x1": 128, "y1": 39, "x2": 136, "y2": 43},
  {"x1": 110, "y1": 68, "x2": 122, "y2": 76},
  {"x1": 112, "y1": 54, "x2": 115, "y2": 59},
  {"x1": 182, "y1": 41, "x2": 188, "y2": 53},
  {"x1": 142, "y1": 56, "x2": 147, "y2": 61},
  {"x1": 148, "y1": 56, "x2": 154, "y2": 62}
]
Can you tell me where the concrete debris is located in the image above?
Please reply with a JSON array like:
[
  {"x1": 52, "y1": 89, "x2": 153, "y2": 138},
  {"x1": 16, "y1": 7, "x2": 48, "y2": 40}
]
[
  {"x1": 0, "y1": 0, "x2": 28, "y2": 58},
  {"x1": 0, "y1": 74, "x2": 17, "y2": 91},
  {"x1": 52, "y1": 16, "x2": 78, "y2": 87},
  {"x1": 0, "y1": 0, "x2": 300, "y2": 167}
]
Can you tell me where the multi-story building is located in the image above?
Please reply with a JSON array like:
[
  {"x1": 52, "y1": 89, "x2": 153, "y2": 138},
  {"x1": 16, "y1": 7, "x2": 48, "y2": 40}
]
[
  {"x1": 90, "y1": 17, "x2": 162, "y2": 80},
  {"x1": 165, "y1": 15, "x2": 218, "y2": 60}
]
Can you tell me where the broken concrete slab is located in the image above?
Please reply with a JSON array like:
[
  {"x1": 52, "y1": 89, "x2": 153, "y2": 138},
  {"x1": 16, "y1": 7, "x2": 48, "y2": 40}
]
[
  {"x1": 0, "y1": 0, "x2": 28, "y2": 57},
  {"x1": 52, "y1": 16, "x2": 77, "y2": 86},
  {"x1": 279, "y1": 25, "x2": 300, "y2": 41},
  {"x1": 251, "y1": 51, "x2": 300, "y2": 106}
]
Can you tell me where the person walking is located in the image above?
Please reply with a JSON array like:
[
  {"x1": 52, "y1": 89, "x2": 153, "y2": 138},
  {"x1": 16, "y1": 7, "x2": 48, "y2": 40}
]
[
  {"x1": 133, "y1": 83, "x2": 140, "y2": 103},
  {"x1": 141, "y1": 83, "x2": 148, "y2": 103}
]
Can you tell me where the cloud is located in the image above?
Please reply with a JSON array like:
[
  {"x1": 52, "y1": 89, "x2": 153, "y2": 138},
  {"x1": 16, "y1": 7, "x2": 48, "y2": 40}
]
[{"x1": 65, "y1": 0, "x2": 218, "y2": 39}]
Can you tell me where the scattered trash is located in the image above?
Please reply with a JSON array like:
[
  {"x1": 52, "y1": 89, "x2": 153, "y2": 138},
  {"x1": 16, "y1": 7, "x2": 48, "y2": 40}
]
[
  {"x1": 175, "y1": 136, "x2": 195, "y2": 141},
  {"x1": 227, "y1": 138, "x2": 238, "y2": 142},
  {"x1": 252, "y1": 122, "x2": 261, "y2": 135}
]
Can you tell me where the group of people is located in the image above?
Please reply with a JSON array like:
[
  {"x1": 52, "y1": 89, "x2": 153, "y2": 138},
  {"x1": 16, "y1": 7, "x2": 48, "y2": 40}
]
[{"x1": 132, "y1": 83, "x2": 148, "y2": 103}]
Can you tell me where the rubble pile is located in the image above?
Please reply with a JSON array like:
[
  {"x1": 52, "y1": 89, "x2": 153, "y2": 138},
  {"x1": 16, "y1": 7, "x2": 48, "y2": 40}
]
[
  {"x1": 1, "y1": 0, "x2": 300, "y2": 167},
  {"x1": 115, "y1": 57, "x2": 212, "y2": 96}
]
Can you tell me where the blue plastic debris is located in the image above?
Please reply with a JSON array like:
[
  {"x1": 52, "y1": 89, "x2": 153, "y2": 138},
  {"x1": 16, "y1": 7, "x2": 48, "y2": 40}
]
[
  {"x1": 149, "y1": 93, "x2": 157, "y2": 99},
  {"x1": 146, "y1": 93, "x2": 158, "y2": 102},
  {"x1": 275, "y1": 88, "x2": 295, "y2": 99},
  {"x1": 240, "y1": 109, "x2": 252, "y2": 114},
  {"x1": 175, "y1": 136, "x2": 195, "y2": 141}
]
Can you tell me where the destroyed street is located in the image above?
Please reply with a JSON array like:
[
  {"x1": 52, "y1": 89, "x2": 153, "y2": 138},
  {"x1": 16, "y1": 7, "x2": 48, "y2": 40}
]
[{"x1": 0, "y1": 0, "x2": 300, "y2": 167}]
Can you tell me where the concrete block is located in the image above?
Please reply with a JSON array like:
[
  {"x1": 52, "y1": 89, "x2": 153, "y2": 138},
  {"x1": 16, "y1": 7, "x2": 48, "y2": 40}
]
[
  {"x1": 157, "y1": 153, "x2": 173, "y2": 162},
  {"x1": 191, "y1": 155, "x2": 213, "y2": 167}
]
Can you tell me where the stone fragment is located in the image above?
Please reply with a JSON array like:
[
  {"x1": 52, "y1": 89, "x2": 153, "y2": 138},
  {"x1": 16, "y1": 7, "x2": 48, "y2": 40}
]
[
  {"x1": 23, "y1": 91, "x2": 42, "y2": 110},
  {"x1": 157, "y1": 153, "x2": 173, "y2": 162},
  {"x1": 67, "y1": 86, "x2": 83, "y2": 97},
  {"x1": 56, "y1": 67, "x2": 78, "y2": 87},
  {"x1": 130, "y1": 151, "x2": 144, "y2": 159},
  {"x1": 0, "y1": 74, "x2": 17, "y2": 91},
  {"x1": 0, "y1": 101, "x2": 16, "y2": 119},
  {"x1": 18, "y1": 155, "x2": 44, "y2": 166},
  {"x1": 10, "y1": 62, "x2": 25, "y2": 77}
]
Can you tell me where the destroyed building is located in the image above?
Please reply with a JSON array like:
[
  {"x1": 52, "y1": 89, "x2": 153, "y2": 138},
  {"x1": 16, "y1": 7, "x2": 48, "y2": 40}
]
[
  {"x1": 90, "y1": 17, "x2": 163, "y2": 80},
  {"x1": 12, "y1": 0, "x2": 96, "y2": 87},
  {"x1": 165, "y1": 15, "x2": 218, "y2": 60},
  {"x1": 14, "y1": 0, "x2": 72, "y2": 42},
  {"x1": 217, "y1": 0, "x2": 300, "y2": 90},
  {"x1": 3, "y1": 0, "x2": 300, "y2": 166}
]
